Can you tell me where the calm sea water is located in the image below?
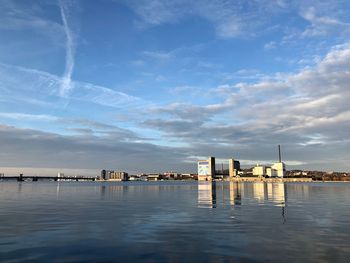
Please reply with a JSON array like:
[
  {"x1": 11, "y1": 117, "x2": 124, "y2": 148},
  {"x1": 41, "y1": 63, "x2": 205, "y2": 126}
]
[{"x1": 0, "y1": 181, "x2": 350, "y2": 262}]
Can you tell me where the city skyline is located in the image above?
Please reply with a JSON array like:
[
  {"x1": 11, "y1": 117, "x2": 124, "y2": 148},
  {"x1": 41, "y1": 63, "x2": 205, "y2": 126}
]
[{"x1": 1, "y1": 0, "x2": 350, "y2": 174}]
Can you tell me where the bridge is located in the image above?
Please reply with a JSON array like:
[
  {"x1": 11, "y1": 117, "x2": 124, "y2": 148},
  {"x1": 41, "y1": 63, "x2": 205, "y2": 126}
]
[{"x1": 0, "y1": 174, "x2": 96, "y2": 182}]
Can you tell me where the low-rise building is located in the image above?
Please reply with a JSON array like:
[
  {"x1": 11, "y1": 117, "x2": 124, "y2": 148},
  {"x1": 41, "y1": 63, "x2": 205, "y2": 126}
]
[
  {"x1": 139, "y1": 174, "x2": 148, "y2": 181},
  {"x1": 266, "y1": 167, "x2": 275, "y2": 177},
  {"x1": 163, "y1": 172, "x2": 179, "y2": 180},
  {"x1": 253, "y1": 165, "x2": 266, "y2": 177},
  {"x1": 180, "y1": 173, "x2": 196, "y2": 180},
  {"x1": 100, "y1": 170, "x2": 128, "y2": 181},
  {"x1": 147, "y1": 174, "x2": 161, "y2": 181},
  {"x1": 271, "y1": 162, "x2": 286, "y2": 177},
  {"x1": 128, "y1": 175, "x2": 140, "y2": 181},
  {"x1": 251, "y1": 162, "x2": 286, "y2": 178}
]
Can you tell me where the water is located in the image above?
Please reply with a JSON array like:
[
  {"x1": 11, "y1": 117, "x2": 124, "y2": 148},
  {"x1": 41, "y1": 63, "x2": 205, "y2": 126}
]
[{"x1": 0, "y1": 181, "x2": 350, "y2": 262}]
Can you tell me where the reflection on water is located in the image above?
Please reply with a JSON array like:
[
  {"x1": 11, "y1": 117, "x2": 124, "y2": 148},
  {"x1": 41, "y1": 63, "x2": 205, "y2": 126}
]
[
  {"x1": 100, "y1": 184, "x2": 125, "y2": 199},
  {"x1": 199, "y1": 182, "x2": 288, "y2": 223},
  {"x1": 229, "y1": 181, "x2": 242, "y2": 206},
  {"x1": 1, "y1": 181, "x2": 350, "y2": 262},
  {"x1": 17, "y1": 182, "x2": 22, "y2": 193},
  {"x1": 198, "y1": 181, "x2": 217, "y2": 208},
  {"x1": 198, "y1": 182, "x2": 287, "y2": 208},
  {"x1": 267, "y1": 183, "x2": 287, "y2": 206}
]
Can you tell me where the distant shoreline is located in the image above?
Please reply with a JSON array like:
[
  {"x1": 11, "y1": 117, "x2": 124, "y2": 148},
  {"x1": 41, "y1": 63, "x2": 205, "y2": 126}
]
[
  {"x1": 95, "y1": 178, "x2": 350, "y2": 183},
  {"x1": 2, "y1": 178, "x2": 350, "y2": 183}
]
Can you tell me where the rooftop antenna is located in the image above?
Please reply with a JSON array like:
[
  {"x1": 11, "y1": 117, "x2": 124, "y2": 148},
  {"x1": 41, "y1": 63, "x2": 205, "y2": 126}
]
[{"x1": 278, "y1": 144, "x2": 282, "y2": 162}]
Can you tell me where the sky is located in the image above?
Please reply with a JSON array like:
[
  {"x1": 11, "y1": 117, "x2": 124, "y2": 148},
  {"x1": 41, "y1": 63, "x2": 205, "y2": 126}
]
[{"x1": 1, "y1": 0, "x2": 350, "y2": 175}]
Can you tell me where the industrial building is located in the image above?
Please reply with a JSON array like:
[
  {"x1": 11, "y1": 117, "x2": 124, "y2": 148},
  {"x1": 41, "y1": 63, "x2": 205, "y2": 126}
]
[
  {"x1": 271, "y1": 162, "x2": 286, "y2": 177},
  {"x1": 196, "y1": 145, "x2": 286, "y2": 180},
  {"x1": 253, "y1": 165, "x2": 266, "y2": 177},
  {"x1": 147, "y1": 174, "x2": 161, "y2": 181},
  {"x1": 251, "y1": 145, "x2": 286, "y2": 178},
  {"x1": 229, "y1": 159, "x2": 241, "y2": 177},
  {"x1": 197, "y1": 156, "x2": 216, "y2": 181},
  {"x1": 252, "y1": 162, "x2": 286, "y2": 178}
]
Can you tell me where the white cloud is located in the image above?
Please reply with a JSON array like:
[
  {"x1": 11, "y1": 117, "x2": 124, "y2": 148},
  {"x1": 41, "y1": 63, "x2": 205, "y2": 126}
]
[
  {"x1": 142, "y1": 50, "x2": 173, "y2": 60},
  {"x1": 264, "y1": 41, "x2": 277, "y2": 50},
  {"x1": 141, "y1": 42, "x2": 350, "y2": 170},
  {"x1": 58, "y1": 0, "x2": 76, "y2": 97},
  {"x1": 0, "y1": 62, "x2": 143, "y2": 109},
  {"x1": 123, "y1": 0, "x2": 288, "y2": 39},
  {"x1": 299, "y1": 6, "x2": 350, "y2": 38},
  {"x1": 0, "y1": 112, "x2": 58, "y2": 121},
  {"x1": 0, "y1": 1, "x2": 65, "y2": 43}
]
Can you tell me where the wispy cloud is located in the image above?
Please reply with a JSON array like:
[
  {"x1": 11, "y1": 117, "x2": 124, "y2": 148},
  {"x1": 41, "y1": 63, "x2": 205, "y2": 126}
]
[
  {"x1": 58, "y1": 0, "x2": 76, "y2": 97},
  {"x1": 0, "y1": 62, "x2": 144, "y2": 109},
  {"x1": 264, "y1": 41, "x2": 277, "y2": 50},
  {"x1": 0, "y1": 1, "x2": 64, "y2": 43},
  {"x1": 0, "y1": 112, "x2": 58, "y2": 121},
  {"x1": 124, "y1": 0, "x2": 287, "y2": 39},
  {"x1": 300, "y1": 7, "x2": 350, "y2": 37},
  {"x1": 142, "y1": 50, "x2": 173, "y2": 60}
]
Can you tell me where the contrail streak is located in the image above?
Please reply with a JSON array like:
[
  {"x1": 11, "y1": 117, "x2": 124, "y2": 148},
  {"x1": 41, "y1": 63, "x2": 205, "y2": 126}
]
[{"x1": 59, "y1": 0, "x2": 75, "y2": 97}]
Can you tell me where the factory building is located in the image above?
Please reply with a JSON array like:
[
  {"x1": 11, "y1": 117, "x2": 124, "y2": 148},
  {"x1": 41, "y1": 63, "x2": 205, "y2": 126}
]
[
  {"x1": 253, "y1": 165, "x2": 266, "y2": 177},
  {"x1": 266, "y1": 167, "x2": 274, "y2": 177},
  {"x1": 229, "y1": 159, "x2": 241, "y2": 177},
  {"x1": 251, "y1": 145, "x2": 286, "y2": 178},
  {"x1": 271, "y1": 162, "x2": 286, "y2": 177},
  {"x1": 197, "y1": 156, "x2": 215, "y2": 181},
  {"x1": 272, "y1": 145, "x2": 286, "y2": 177},
  {"x1": 253, "y1": 163, "x2": 286, "y2": 178}
]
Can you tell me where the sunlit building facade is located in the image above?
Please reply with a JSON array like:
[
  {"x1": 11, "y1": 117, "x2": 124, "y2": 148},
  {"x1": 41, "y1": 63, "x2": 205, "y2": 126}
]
[
  {"x1": 100, "y1": 170, "x2": 128, "y2": 181},
  {"x1": 197, "y1": 156, "x2": 215, "y2": 181},
  {"x1": 229, "y1": 159, "x2": 240, "y2": 177},
  {"x1": 271, "y1": 162, "x2": 286, "y2": 177}
]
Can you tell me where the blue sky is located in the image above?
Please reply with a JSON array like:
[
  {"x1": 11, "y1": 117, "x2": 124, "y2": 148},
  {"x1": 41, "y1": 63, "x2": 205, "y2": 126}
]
[{"x1": 1, "y1": 0, "x2": 350, "y2": 175}]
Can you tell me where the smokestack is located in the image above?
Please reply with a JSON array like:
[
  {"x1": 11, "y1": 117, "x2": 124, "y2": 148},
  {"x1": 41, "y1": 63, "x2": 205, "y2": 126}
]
[{"x1": 278, "y1": 144, "x2": 282, "y2": 162}]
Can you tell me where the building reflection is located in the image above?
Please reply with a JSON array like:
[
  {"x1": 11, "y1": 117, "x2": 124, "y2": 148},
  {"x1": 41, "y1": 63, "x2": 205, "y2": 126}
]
[
  {"x1": 266, "y1": 183, "x2": 287, "y2": 224},
  {"x1": 229, "y1": 182, "x2": 242, "y2": 206},
  {"x1": 266, "y1": 183, "x2": 287, "y2": 207},
  {"x1": 252, "y1": 183, "x2": 266, "y2": 202},
  {"x1": 56, "y1": 182, "x2": 60, "y2": 200},
  {"x1": 100, "y1": 184, "x2": 125, "y2": 199},
  {"x1": 234, "y1": 182, "x2": 288, "y2": 223},
  {"x1": 198, "y1": 181, "x2": 217, "y2": 208},
  {"x1": 17, "y1": 182, "x2": 22, "y2": 193}
]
